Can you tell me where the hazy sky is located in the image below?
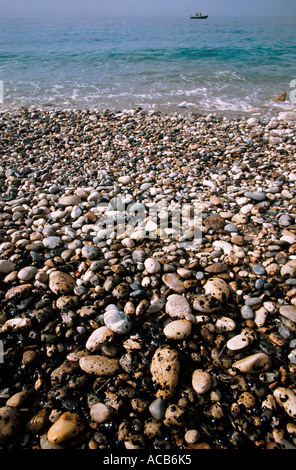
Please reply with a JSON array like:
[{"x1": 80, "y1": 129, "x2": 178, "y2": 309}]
[{"x1": 2, "y1": 0, "x2": 296, "y2": 18}]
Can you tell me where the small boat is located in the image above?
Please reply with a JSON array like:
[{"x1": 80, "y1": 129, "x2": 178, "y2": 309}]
[{"x1": 190, "y1": 13, "x2": 208, "y2": 19}]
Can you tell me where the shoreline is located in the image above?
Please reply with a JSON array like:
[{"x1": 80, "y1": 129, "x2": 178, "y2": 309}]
[{"x1": 0, "y1": 106, "x2": 296, "y2": 450}]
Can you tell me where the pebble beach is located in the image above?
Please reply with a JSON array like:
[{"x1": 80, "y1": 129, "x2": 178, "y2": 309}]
[{"x1": 1, "y1": 105, "x2": 296, "y2": 450}]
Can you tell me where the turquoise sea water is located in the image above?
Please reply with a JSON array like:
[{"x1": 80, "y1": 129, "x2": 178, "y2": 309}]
[{"x1": 0, "y1": 15, "x2": 296, "y2": 115}]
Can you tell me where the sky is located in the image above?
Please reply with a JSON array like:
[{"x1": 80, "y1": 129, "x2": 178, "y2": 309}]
[{"x1": 1, "y1": 0, "x2": 296, "y2": 18}]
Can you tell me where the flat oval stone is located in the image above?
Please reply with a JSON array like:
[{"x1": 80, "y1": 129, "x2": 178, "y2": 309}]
[
  {"x1": 150, "y1": 345, "x2": 180, "y2": 399},
  {"x1": 2, "y1": 317, "x2": 32, "y2": 332},
  {"x1": 0, "y1": 259, "x2": 15, "y2": 274},
  {"x1": 49, "y1": 271, "x2": 76, "y2": 295},
  {"x1": 43, "y1": 236, "x2": 61, "y2": 249},
  {"x1": 192, "y1": 294, "x2": 221, "y2": 313},
  {"x1": 232, "y1": 352, "x2": 271, "y2": 373},
  {"x1": 17, "y1": 266, "x2": 38, "y2": 281},
  {"x1": 252, "y1": 264, "x2": 266, "y2": 275},
  {"x1": 85, "y1": 326, "x2": 115, "y2": 351},
  {"x1": 279, "y1": 305, "x2": 296, "y2": 323},
  {"x1": 204, "y1": 262, "x2": 228, "y2": 274},
  {"x1": 56, "y1": 296, "x2": 78, "y2": 310},
  {"x1": 104, "y1": 305, "x2": 132, "y2": 334},
  {"x1": 47, "y1": 412, "x2": 85, "y2": 444},
  {"x1": 215, "y1": 316, "x2": 236, "y2": 332},
  {"x1": 79, "y1": 355, "x2": 120, "y2": 376},
  {"x1": 5, "y1": 284, "x2": 32, "y2": 300},
  {"x1": 244, "y1": 191, "x2": 266, "y2": 201},
  {"x1": 165, "y1": 294, "x2": 192, "y2": 318},
  {"x1": 144, "y1": 258, "x2": 161, "y2": 274},
  {"x1": 227, "y1": 333, "x2": 250, "y2": 351},
  {"x1": 58, "y1": 195, "x2": 82, "y2": 206},
  {"x1": 204, "y1": 277, "x2": 230, "y2": 302},
  {"x1": 273, "y1": 387, "x2": 296, "y2": 418},
  {"x1": 81, "y1": 245, "x2": 100, "y2": 260},
  {"x1": 163, "y1": 319, "x2": 192, "y2": 340},
  {"x1": 162, "y1": 273, "x2": 185, "y2": 293},
  {"x1": 192, "y1": 369, "x2": 213, "y2": 395},
  {"x1": 118, "y1": 175, "x2": 132, "y2": 184}
]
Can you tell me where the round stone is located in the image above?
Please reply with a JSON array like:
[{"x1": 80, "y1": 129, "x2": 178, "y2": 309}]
[
  {"x1": 192, "y1": 369, "x2": 213, "y2": 395},
  {"x1": 0, "y1": 260, "x2": 15, "y2": 274},
  {"x1": 163, "y1": 319, "x2": 192, "y2": 340},
  {"x1": 144, "y1": 258, "x2": 161, "y2": 274},
  {"x1": 162, "y1": 273, "x2": 185, "y2": 293},
  {"x1": 192, "y1": 294, "x2": 221, "y2": 313},
  {"x1": 0, "y1": 406, "x2": 22, "y2": 441},
  {"x1": 85, "y1": 326, "x2": 115, "y2": 351},
  {"x1": 163, "y1": 404, "x2": 186, "y2": 427},
  {"x1": 204, "y1": 277, "x2": 230, "y2": 302},
  {"x1": 165, "y1": 294, "x2": 192, "y2": 319},
  {"x1": 43, "y1": 236, "x2": 61, "y2": 249},
  {"x1": 104, "y1": 305, "x2": 132, "y2": 334},
  {"x1": 90, "y1": 403, "x2": 112, "y2": 424},
  {"x1": 49, "y1": 271, "x2": 76, "y2": 295},
  {"x1": 227, "y1": 333, "x2": 250, "y2": 351},
  {"x1": 81, "y1": 245, "x2": 100, "y2": 260},
  {"x1": 215, "y1": 316, "x2": 236, "y2": 332},
  {"x1": 17, "y1": 266, "x2": 38, "y2": 281},
  {"x1": 252, "y1": 265, "x2": 266, "y2": 275}
]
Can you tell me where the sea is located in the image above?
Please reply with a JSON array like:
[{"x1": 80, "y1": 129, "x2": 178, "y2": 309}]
[{"x1": 1, "y1": 15, "x2": 296, "y2": 117}]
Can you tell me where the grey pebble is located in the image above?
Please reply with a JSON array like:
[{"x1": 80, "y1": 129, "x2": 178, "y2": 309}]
[{"x1": 149, "y1": 398, "x2": 166, "y2": 420}]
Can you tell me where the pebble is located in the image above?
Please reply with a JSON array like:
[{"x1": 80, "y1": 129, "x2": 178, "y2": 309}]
[
  {"x1": 163, "y1": 319, "x2": 192, "y2": 340},
  {"x1": 232, "y1": 352, "x2": 271, "y2": 373},
  {"x1": 48, "y1": 271, "x2": 76, "y2": 295},
  {"x1": 43, "y1": 236, "x2": 61, "y2": 249},
  {"x1": 149, "y1": 398, "x2": 166, "y2": 420},
  {"x1": 47, "y1": 412, "x2": 85, "y2": 444},
  {"x1": 81, "y1": 245, "x2": 100, "y2": 260},
  {"x1": 0, "y1": 406, "x2": 22, "y2": 442},
  {"x1": 0, "y1": 260, "x2": 15, "y2": 273},
  {"x1": 79, "y1": 355, "x2": 120, "y2": 376},
  {"x1": 192, "y1": 369, "x2": 213, "y2": 395},
  {"x1": 165, "y1": 294, "x2": 192, "y2": 319},
  {"x1": 163, "y1": 404, "x2": 186, "y2": 427},
  {"x1": 150, "y1": 345, "x2": 180, "y2": 399},
  {"x1": 252, "y1": 265, "x2": 266, "y2": 275},
  {"x1": 244, "y1": 191, "x2": 266, "y2": 201},
  {"x1": 192, "y1": 294, "x2": 221, "y2": 313},
  {"x1": 273, "y1": 388, "x2": 296, "y2": 418},
  {"x1": 90, "y1": 403, "x2": 113, "y2": 424},
  {"x1": 144, "y1": 257, "x2": 161, "y2": 274},
  {"x1": 203, "y1": 277, "x2": 230, "y2": 302},
  {"x1": 104, "y1": 304, "x2": 132, "y2": 334},
  {"x1": 279, "y1": 305, "x2": 296, "y2": 323},
  {"x1": 85, "y1": 326, "x2": 115, "y2": 351},
  {"x1": 162, "y1": 273, "x2": 185, "y2": 293},
  {"x1": 215, "y1": 316, "x2": 236, "y2": 332},
  {"x1": 17, "y1": 266, "x2": 38, "y2": 281},
  {"x1": 226, "y1": 333, "x2": 250, "y2": 351}
]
